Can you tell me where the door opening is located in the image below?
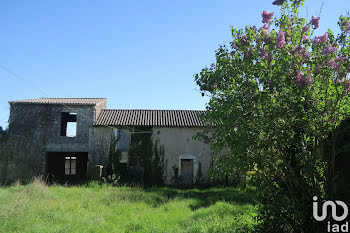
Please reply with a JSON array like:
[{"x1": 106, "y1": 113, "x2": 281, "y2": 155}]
[
  {"x1": 46, "y1": 152, "x2": 88, "y2": 183},
  {"x1": 181, "y1": 159, "x2": 194, "y2": 186}
]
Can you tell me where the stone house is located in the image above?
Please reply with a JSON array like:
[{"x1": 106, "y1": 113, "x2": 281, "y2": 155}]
[{"x1": 6, "y1": 98, "x2": 214, "y2": 185}]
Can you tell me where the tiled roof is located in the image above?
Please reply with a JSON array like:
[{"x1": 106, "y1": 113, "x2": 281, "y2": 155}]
[
  {"x1": 9, "y1": 98, "x2": 106, "y2": 105},
  {"x1": 94, "y1": 109, "x2": 206, "y2": 127}
]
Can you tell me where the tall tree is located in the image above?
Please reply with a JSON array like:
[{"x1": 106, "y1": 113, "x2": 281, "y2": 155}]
[{"x1": 195, "y1": 0, "x2": 350, "y2": 232}]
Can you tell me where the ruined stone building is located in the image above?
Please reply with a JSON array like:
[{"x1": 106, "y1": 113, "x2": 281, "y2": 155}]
[{"x1": 6, "y1": 98, "x2": 215, "y2": 185}]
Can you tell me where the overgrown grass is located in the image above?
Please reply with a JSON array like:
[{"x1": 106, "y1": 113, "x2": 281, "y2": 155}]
[{"x1": 0, "y1": 178, "x2": 259, "y2": 233}]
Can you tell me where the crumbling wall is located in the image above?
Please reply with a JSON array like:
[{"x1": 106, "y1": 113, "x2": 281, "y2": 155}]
[
  {"x1": 94, "y1": 100, "x2": 107, "y2": 121},
  {"x1": 44, "y1": 105, "x2": 95, "y2": 152},
  {"x1": 5, "y1": 103, "x2": 97, "y2": 182},
  {"x1": 3, "y1": 103, "x2": 52, "y2": 182},
  {"x1": 0, "y1": 135, "x2": 44, "y2": 182},
  {"x1": 89, "y1": 126, "x2": 113, "y2": 167}
]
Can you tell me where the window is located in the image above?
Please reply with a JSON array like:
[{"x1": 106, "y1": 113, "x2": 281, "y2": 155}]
[
  {"x1": 120, "y1": 151, "x2": 128, "y2": 163},
  {"x1": 113, "y1": 128, "x2": 130, "y2": 151},
  {"x1": 65, "y1": 156, "x2": 76, "y2": 175},
  {"x1": 61, "y1": 112, "x2": 77, "y2": 137}
]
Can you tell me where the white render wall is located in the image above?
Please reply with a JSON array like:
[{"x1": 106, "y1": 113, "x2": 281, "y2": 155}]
[
  {"x1": 152, "y1": 127, "x2": 213, "y2": 184},
  {"x1": 91, "y1": 126, "x2": 215, "y2": 184}
]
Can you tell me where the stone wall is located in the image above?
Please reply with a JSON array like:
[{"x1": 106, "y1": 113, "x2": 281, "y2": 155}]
[
  {"x1": 94, "y1": 100, "x2": 107, "y2": 121},
  {"x1": 6, "y1": 103, "x2": 99, "y2": 181}
]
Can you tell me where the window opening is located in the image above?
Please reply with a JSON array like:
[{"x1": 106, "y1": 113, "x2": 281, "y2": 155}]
[{"x1": 61, "y1": 112, "x2": 77, "y2": 137}]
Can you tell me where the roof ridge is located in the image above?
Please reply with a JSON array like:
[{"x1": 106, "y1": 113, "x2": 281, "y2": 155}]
[
  {"x1": 38, "y1": 97, "x2": 106, "y2": 99},
  {"x1": 9, "y1": 98, "x2": 107, "y2": 105},
  {"x1": 103, "y1": 109, "x2": 206, "y2": 111}
]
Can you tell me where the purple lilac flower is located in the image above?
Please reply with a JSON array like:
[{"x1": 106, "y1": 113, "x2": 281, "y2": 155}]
[
  {"x1": 239, "y1": 35, "x2": 249, "y2": 45},
  {"x1": 276, "y1": 30, "x2": 286, "y2": 48},
  {"x1": 231, "y1": 42, "x2": 238, "y2": 49},
  {"x1": 262, "y1": 11, "x2": 274, "y2": 24},
  {"x1": 302, "y1": 25, "x2": 309, "y2": 33},
  {"x1": 335, "y1": 56, "x2": 346, "y2": 63},
  {"x1": 296, "y1": 71, "x2": 306, "y2": 87},
  {"x1": 306, "y1": 69, "x2": 313, "y2": 83},
  {"x1": 328, "y1": 59, "x2": 339, "y2": 70},
  {"x1": 296, "y1": 71, "x2": 313, "y2": 87},
  {"x1": 311, "y1": 16, "x2": 320, "y2": 29},
  {"x1": 346, "y1": 22, "x2": 350, "y2": 33},
  {"x1": 302, "y1": 34, "x2": 309, "y2": 41},
  {"x1": 260, "y1": 24, "x2": 270, "y2": 34},
  {"x1": 344, "y1": 80, "x2": 350, "y2": 92},
  {"x1": 336, "y1": 77, "x2": 345, "y2": 83},
  {"x1": 314, "y1": 65, "x2": 323, "y2": 74},
  {"x1": 303, "y1": 52, "x2": 311, "y2": 59},
  {"x1": 313, "y1": 38, "x2": 320, "y2": 44},
  {"x1": 320, "y1": 32, "x2": 328, "y2": 42},
  {"x1": 294, "y1": 45, "x2": 302, "y2": 52},
  {"x1": 272, "y1": 0, "x2": 285, "y2": 6},
  {"x1": 260, "y1": 49, "x2": 268, "y2": 59},
  {"x1": 313, "y1": 33, "x2": 327, "y2": 44},
  {"x1": 323, "y1": 43, "x2": 338, "y2": 55}
]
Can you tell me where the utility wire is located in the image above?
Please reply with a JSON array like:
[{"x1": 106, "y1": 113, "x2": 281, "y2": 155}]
[{"x1": 0, "y1": 64, "x2": 153, "y2": 134}]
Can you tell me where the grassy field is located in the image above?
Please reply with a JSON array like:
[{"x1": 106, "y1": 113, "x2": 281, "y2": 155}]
[{"x1": 0, "y1": 179, "x2": 258, "y2": 233}]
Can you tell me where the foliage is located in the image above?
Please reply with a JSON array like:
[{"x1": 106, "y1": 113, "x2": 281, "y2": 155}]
[
  {"x1": 128, "y1": 127, "x2": 165, "y2": 186},
  {"x1": 171, "y1": 165, "x2": 181, "y2": 187},
  {"x1": 0, "y1": 129, "x2": 43, "y2": 184},
  {"x1": 104, "y1": 132, "x2": 122, "y2": 185},
  {"x1": 208, "y1": 157, "x2": 241, "y2": 187},
  {"x1": 0, "y1": 128, "x2": 9, "y2": 183},
  {"x1": 195, "y1": 0, "x2": 350, "y2": 232},
  {"x1": 152, "y1": 139, "x2": 165, "y2": 186},
  {"x1": 194, "y1": 162, "x2": 204, "y2": 187},
  {"x1": 101, "y1": 173, "x2": 120, "y2": 186},
  {"x1": 323, "y1": 118, "x2": 350, "y2": 204},
  {"x1": 195, "y1": 162, "x2": 203, "y2": 186},
  {"x1": 0, "y1": 182, "x2": 258, "y2": 233}
]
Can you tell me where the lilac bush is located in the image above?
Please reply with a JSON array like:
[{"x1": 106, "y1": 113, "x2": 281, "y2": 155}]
[{"x1": 195, "y1": 0, "x2": 350, "y2": 232}]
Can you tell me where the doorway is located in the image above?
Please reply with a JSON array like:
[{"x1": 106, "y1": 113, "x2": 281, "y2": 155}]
[
  {"x1": 46, "y1": 152, "x2": 88, "y2": 183},
  {"x1": 181, "y1": 159, "x2": 194, "y2": 186}
]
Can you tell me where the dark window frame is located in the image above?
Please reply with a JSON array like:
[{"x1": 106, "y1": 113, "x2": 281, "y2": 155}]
[
  {"x1": 65, "y1": 156, "x2": 77, "y2": 175},
  {"x1": 61, "y1": 112, "x2": 77, "y2": 137}
]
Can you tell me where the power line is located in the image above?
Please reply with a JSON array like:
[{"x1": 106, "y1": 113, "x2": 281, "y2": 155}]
[{"x1": 0, "y1": 64, "x2": 153, "y2": 134}]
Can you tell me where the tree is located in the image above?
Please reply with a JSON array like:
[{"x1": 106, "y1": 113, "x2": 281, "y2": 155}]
[
  {"x1": 195, "y1": 0, "x2": 350, "y2": 232},
  {"x1": 128, "y1": 127, "x2": 165, "y2": 186}
]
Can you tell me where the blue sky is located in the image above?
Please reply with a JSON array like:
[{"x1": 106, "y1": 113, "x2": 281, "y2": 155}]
[{"x1": 0, "y1": 0, "x2": 349, "y2": 128}]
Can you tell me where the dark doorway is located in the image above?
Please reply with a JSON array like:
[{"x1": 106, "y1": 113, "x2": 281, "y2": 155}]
[
  {"x1": 181, "y1": 159, "x2": 194, "y2": 186},
  {"x1": 46, "y1": 152, "x2": 88, "y2": 183}
]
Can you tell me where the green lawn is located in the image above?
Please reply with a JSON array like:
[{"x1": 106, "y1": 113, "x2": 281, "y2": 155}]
[{"x1": 0, "y1": 179, "x2": 258, "y2": 233}]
